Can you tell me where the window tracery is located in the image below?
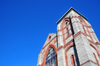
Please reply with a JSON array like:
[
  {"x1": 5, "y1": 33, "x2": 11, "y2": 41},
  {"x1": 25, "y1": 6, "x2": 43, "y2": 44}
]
[{"x1": 46, "y1": 47, "x2": 56, "y2": 66}]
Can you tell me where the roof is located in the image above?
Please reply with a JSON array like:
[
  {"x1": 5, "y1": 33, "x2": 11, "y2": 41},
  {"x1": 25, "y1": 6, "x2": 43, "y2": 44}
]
[{"x1": 56, "y1": 7, "x2": 88, "y2": 24}]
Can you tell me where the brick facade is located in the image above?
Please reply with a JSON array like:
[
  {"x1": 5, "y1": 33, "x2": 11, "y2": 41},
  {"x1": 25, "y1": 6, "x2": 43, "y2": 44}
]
[{"x1": 37, "y1": 8, "x2": 100, "y2": 66}]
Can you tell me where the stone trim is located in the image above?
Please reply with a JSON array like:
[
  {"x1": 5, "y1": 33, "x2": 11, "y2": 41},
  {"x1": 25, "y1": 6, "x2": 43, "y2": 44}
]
[
  {"x1": 90, "y1": 44, "x2": 100, "y2": 59},
  {"x1": 80, "y1": 60, "x2": 98, "y2": 66},
  {"x1": 42, "y1": 36, "x2": 57, "y2": 49},
  {"x1": 65, "y1": 44, "x2": 74, "y2": 66},
  {"x1": 57, "y1": 40, "x2": 73, "y2": 51},
  {"x1": 42, "y1": 44, "x2": 57, "y2": 66},
  {"x1": 93, "y1": 53, "x2": 100, "y2": 66}
]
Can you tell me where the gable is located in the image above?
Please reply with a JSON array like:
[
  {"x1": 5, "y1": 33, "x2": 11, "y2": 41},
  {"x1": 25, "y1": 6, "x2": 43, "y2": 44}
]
[
  {"x1": 56, "y1": 7, "x2": 88, "y2": 24},
  {"x1": 42, "y1": 33, "x2": 57, "y2": 48}
]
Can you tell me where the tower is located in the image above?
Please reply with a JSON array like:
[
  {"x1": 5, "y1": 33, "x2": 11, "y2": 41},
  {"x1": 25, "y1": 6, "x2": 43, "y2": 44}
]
[{"x1": 37, "y1": 8, "x2": 100, "y2": 66}]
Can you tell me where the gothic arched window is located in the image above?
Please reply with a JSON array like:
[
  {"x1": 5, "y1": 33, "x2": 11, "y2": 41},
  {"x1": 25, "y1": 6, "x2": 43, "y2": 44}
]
[
  {"x1": 72, "y1": 55, "x2": 75, "y2": 66},
  {"x1": 46, "y1": 47, "x2": 56, "y2": 66},
  {"x1": 70, "y1": 54, "x2": 76, "y2": 66}
]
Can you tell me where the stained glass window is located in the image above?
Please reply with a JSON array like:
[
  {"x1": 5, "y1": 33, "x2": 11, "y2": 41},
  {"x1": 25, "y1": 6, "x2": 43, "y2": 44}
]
[{"x1": 46, "y1": 47, "x2": 56, "y2": 66}]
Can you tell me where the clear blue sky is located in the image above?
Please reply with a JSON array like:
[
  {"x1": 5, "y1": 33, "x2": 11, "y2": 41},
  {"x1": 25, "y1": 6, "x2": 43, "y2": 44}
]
[{"x1": 0, "y1": 0, "x2": 100, "y2": 66}]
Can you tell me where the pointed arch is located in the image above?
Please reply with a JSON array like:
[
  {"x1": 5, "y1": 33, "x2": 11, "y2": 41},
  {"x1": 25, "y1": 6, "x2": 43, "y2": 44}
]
[
  {"x1": 93, "y1": 53, "x2": 99, "y2": 65},
  {"x1": 65, "y1": 44, "x2": 74, "y2": 66},
  {"x1": 60, "y1": 17, "x2": 70, "y2": 30},
  {"x1": 90, "y1": 44, "x2": 100, "y2": 59},
  {"x1": 42, "y1": 44, "x2": 57, "y2": 66},
  {"x1": 70, "y1": 54, "x2": 76, "y2": 66},
  {"x1": 60, "y1": 17, "x2": 71, "y2": 45},
  {"x1": 61, "y1": 19, "x2": 66, "y2": 30}
]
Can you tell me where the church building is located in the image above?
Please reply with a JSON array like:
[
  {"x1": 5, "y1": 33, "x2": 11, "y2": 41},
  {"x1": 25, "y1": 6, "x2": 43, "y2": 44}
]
[{"x1": 37, "y1": 8, "x2": 100, "y2": 66}]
